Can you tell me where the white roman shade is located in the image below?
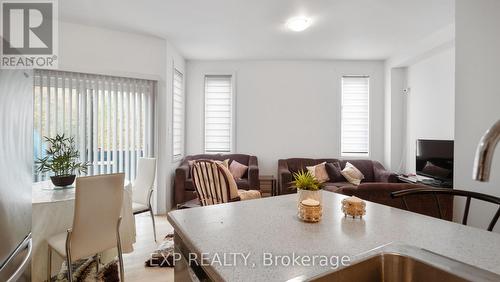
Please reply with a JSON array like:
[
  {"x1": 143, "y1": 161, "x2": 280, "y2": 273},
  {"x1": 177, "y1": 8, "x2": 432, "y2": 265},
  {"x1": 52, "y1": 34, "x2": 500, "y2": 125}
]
[
  {"x1": 341, "y1": 76, "x2": 370, "y2": 156},
  {"x1": 33, "y1": 69, "x2": 155, "y2": 182},
  {"x1": 172, "y1": 69, "x2": 184, "y2": 160},
  {"x1": 204, "y1": 75, "x2": 233, "y2": 153}
]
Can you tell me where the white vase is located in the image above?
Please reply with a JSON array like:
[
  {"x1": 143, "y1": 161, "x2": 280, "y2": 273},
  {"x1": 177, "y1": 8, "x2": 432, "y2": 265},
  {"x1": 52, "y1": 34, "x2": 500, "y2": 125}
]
[{"x1": 297, "y1": 189, "x2": 322, "y2": 206}]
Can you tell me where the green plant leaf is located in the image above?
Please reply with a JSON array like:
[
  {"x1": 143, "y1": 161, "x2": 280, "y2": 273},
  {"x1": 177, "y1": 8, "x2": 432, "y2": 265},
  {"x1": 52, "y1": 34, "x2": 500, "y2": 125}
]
[
  {"x1": 290, "y1": 170, "x2": 323, "y2": 191},
  {"x1": 36, "y1": 133, "x2": 90, "y2": 176}
]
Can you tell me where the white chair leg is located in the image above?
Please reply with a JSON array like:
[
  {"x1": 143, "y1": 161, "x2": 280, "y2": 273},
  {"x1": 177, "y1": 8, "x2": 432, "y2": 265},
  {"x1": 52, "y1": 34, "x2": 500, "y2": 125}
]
[
  {"x1": 147, "y1": 189, "x2": 157, "y2": 242},
  {"x1": 65, "y1": 230, "x2": 73, "y2": 282},
  {"x1": 149, "y1": 207, "x2": 157, "y2": 242},
  {"x1": 47, "y1": 246, "x2": 52, "y2": 282},
  {"x1": 94, "y1": 254, "x2": 100, "y2": 276},
  {"x1": 117, "y1": 217, "x2": 125, "y2": 281},
  {"x1": 65, "y1": 256, "x2": 73, "y2": 282}
]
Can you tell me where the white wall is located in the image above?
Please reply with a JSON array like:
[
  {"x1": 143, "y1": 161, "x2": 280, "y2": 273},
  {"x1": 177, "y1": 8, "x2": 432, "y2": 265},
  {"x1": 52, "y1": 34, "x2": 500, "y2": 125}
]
[
  {"x1": 162, "y1": 42, "x2": 186, "y2": 212},
  {"x1": 59, "y1": 22, "x2": 166, "y2": 80},
  {"x1": 384, "y1": 67, "x2": 407, "y2": 172},
  {"x1": 404, "y1": 47, "x2": 455, "y2": 172},
  {"x1": 186, "y1": 60, "x2": 385, "y2": 175},
  {"x1": 384, "y1": 24, "x2": 455, "y2": 172},
  {"x1": 455, "y1": 0, "x2": 500, "y2": 232},
  {"x1": 58, "y1": 22, "x2": 185, "y2": 212}
]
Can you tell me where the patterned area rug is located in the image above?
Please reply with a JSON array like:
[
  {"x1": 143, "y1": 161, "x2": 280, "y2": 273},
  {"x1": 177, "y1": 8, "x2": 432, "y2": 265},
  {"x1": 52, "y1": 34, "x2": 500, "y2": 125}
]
[
  {"x1": 145, "y1": 233, "x2": 175, "y2": 267},
  {"x1": 51, "y1": 258, "x2": 119, "y2": 282}
]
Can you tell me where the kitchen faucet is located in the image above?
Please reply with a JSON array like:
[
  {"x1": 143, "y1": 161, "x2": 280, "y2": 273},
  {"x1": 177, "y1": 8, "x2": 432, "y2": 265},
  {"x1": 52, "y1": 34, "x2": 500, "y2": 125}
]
[{"x1": 473, "y1": 120, "x2": 500, "y2": 182}]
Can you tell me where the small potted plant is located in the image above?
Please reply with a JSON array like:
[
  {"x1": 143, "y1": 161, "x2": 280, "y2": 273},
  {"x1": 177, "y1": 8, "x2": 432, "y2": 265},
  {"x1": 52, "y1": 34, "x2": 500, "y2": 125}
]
[
  {"x1": 291, "y1": 170, "x2": 324, "y2": 222},
  {"x1": 36, "y1": 134, "x2": 89, "y2": 187},
  {"x1": 291, "y1": 170, "x2": 324, "y2": 204}
]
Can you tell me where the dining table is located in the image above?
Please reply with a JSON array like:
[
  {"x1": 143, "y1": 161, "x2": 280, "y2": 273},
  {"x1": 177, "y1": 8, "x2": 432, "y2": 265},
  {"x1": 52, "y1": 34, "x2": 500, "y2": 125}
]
[{"x1": 31, "y1": 180, "x2": 136, "y2": 282}]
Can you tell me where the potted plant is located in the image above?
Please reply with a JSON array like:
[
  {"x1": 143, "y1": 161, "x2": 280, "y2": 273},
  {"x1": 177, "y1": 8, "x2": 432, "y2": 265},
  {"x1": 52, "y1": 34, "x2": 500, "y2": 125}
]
[
  {"x1": 36, "y1": 134, "x2": 89, "y2": 187},
  {"x1": 291, "y1": 170, "x2": 323, "y2": 205},
  {"x1": 291, "y1": 170, "x2": 324, "y2": 222}
]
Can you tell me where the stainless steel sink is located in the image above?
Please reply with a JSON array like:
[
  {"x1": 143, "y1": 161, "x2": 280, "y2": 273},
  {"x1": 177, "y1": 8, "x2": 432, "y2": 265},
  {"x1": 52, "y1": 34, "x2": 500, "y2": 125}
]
[{"x1": 308, "y1": 244, "x2": 500, "y2": 282}]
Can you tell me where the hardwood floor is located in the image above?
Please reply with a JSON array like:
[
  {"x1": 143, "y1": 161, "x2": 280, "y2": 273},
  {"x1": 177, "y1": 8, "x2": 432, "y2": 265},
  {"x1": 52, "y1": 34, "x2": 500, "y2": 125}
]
[{"x1": 124, "y1": 214, "x2": 174, "y2": 282}]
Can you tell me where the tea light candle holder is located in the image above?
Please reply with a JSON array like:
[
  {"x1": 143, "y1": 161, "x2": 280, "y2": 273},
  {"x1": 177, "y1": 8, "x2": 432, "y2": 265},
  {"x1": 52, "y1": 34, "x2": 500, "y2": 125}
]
[
  {"x1": 341, "y1": 196, "x2": 366, "y2": 219},
  {"x1": 298, "y1": 198, "x2": 322, "y2": 222}
]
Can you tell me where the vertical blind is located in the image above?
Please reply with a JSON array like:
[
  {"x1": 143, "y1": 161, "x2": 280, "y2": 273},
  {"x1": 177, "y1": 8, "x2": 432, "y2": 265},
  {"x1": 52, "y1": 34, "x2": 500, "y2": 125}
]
[
  {"x1": 172, "y1": 68, "x2": 184, "y2": 160},
  {"x1": 204, "y1": 75, "x2": 233, "y2": 153},
  {"x1": 341, "y1": 76, "x2": 370, "y2": 156},
  {"x1": 33, "y1": 69, "x2": 155, "y2": 182}
]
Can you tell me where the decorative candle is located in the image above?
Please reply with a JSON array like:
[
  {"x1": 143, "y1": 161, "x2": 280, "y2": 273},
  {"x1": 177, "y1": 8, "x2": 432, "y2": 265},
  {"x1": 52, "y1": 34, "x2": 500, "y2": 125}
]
[
  {"x1": 301, "y1": 198, "x2": 320, "y2": 207},
  {"x1": 298, "y1": 198, "x2": 322, "y2": 223},
  {"x1": 341, "y1": 196, "x2": 366, "y2": 218}
]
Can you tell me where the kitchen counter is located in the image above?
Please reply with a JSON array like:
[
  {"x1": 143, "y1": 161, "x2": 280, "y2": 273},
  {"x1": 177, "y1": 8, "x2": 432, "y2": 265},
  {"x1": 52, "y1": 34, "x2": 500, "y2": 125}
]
[{"x1": 167, "y1": 191, "x2": 500, "y2": 281}]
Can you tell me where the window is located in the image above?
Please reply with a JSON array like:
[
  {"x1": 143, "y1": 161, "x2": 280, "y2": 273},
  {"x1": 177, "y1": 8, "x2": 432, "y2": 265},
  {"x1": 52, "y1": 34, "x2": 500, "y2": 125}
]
[
  {"x1": 341, "y1": 76, "x2": 370, "y2": 156},
  {"x1": 204, "y1": 75, "x2": 233, "y2": 153},
  {"x1": 172, "y1": 69, "x2": 184, "y2": 161},
  {"x1": 33, "y1": 69, "x2": 155, "y2": 182}
]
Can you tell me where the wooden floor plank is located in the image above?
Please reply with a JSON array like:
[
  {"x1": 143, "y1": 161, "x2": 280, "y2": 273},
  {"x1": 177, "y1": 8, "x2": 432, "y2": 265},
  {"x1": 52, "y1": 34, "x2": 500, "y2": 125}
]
[{"x1": 124, "y1": 214, "x2": 174, "y2": 282}]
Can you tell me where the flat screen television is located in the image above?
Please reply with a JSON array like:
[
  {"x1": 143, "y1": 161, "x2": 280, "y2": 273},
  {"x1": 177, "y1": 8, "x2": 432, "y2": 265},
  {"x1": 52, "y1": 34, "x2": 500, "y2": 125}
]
[{"x1": 416, "y1": 139, "x2": 454, "y2": 184}]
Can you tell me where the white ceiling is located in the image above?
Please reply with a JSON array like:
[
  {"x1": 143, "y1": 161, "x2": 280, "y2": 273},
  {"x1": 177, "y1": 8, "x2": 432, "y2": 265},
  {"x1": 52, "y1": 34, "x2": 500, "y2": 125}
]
[{"x1": 59, "y1": 0, "x2": 454, "y2": 60}]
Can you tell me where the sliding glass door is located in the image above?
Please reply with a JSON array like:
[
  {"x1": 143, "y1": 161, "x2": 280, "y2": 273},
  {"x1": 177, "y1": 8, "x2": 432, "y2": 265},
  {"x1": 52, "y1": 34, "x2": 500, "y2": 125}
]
[{"x1": 33, "y1": 70, "x2": 155, "y2": 181}]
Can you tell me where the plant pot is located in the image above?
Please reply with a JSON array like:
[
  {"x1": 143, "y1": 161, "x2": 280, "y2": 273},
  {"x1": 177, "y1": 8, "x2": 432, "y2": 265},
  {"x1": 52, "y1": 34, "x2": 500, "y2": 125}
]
[
  {"x1": 297, "y1": 189, "x2": 322, "y2": 206},
  {"x1": 50, "y1": 175, "x2": 76, "y2": 187}
]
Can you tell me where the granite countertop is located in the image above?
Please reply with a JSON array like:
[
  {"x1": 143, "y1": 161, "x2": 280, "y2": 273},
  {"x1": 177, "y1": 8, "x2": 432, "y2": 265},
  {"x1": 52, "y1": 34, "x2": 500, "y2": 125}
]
[{"x1": 167, "y1": 191, "x2": 500, "y2": 281}]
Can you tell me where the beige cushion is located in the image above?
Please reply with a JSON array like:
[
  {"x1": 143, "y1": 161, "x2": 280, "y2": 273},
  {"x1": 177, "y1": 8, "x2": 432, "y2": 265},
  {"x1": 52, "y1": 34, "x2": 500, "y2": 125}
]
[
  {"x1": 341, "y1": 162, "x2": 365, "y2": 185},
  {"x1": 229, "y1": 160, "x2": 248, "y2": 179},
  {"x1": 217, "y1": 163, "x2": 240, "y2": 200},
  {"x1": 237, "y1": 189, "x2": 261, "y2": 201},
  {"x1": 218, "y1": 164, "x2": 261, "y2": 201},
  {"x1": 215, "y1": 159, "x2": 230, "y2": 168},
  {"x1": 306, "y1": 162, "x2": 330, "y2": 183}
]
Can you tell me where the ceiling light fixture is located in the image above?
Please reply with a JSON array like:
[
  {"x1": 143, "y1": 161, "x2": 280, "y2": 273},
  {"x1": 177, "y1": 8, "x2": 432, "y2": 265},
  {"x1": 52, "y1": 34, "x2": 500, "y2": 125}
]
[{"x1": 286, "y1": 16, "x2": 312, "y2": 32}]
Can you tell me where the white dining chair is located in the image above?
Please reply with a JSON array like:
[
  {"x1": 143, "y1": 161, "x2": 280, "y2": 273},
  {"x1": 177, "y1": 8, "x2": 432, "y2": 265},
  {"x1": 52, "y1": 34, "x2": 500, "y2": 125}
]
[
  {"x1": 47, "y1": 173, "x2": 125, "y2": 282},
  {"x1": 132, "y1": 158, "x2": 157, "y2": 241}
]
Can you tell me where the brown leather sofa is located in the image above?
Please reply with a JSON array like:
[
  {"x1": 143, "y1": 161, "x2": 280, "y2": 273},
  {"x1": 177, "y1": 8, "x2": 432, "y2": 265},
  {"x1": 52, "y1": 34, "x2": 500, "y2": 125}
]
[
  {"x1": 278, "y1": 158, "x2": 453, "y2": 221},
  {"x1": 337, "y1": 183, "x2": 453, "y2": 221},
  {"x1": 174, "y1": 154, "x2": 260, "y2": 205},
  {"x1": 278, "y1": 158, "x2": 398, "y2": 195}
]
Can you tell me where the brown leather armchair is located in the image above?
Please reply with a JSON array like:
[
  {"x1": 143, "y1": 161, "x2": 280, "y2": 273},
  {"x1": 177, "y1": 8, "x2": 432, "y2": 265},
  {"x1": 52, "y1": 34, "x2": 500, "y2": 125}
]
[
  {"x1": 174, "y1": 154, "x2": 260, "y2": 205},
  {"x1": 277, "y1": 158, "x2": 398, "y2": 195}
]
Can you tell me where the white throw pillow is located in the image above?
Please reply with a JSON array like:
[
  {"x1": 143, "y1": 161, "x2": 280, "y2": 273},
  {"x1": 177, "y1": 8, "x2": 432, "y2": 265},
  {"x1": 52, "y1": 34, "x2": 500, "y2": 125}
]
[
  {"x1": 341, "y1": 162, "x2": 365, "y2": 185},
  {"x1": 306, "y1": 162, "x2": 330, "y2": 183}
]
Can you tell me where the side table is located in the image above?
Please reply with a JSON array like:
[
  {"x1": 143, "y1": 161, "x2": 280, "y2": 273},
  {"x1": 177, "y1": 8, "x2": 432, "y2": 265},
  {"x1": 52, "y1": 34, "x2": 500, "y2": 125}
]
[{"x1": 259, "y1": 175, "x2": 277, "y2": 197}]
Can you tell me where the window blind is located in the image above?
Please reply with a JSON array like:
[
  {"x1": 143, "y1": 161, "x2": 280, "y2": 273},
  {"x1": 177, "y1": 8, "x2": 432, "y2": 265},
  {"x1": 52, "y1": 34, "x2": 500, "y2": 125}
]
[
  {"x1": 172, "y1": 69, "x2": 184, "y2": 160},
  {"x1": 33, "y1": 69, "x2": 155, "y2": 182},
  {"x1": 341, "y1": 76, "x2": 370, "y2": 156},
  {"x1": 204, "y1": 75, "x2": 233, "y2": 153}
]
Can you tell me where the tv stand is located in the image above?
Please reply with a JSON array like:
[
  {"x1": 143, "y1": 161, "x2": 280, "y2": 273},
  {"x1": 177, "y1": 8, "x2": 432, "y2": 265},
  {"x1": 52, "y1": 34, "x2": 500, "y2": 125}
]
[{"x1": 398, "y1": 175, "x2": 453, "y2": 188}]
